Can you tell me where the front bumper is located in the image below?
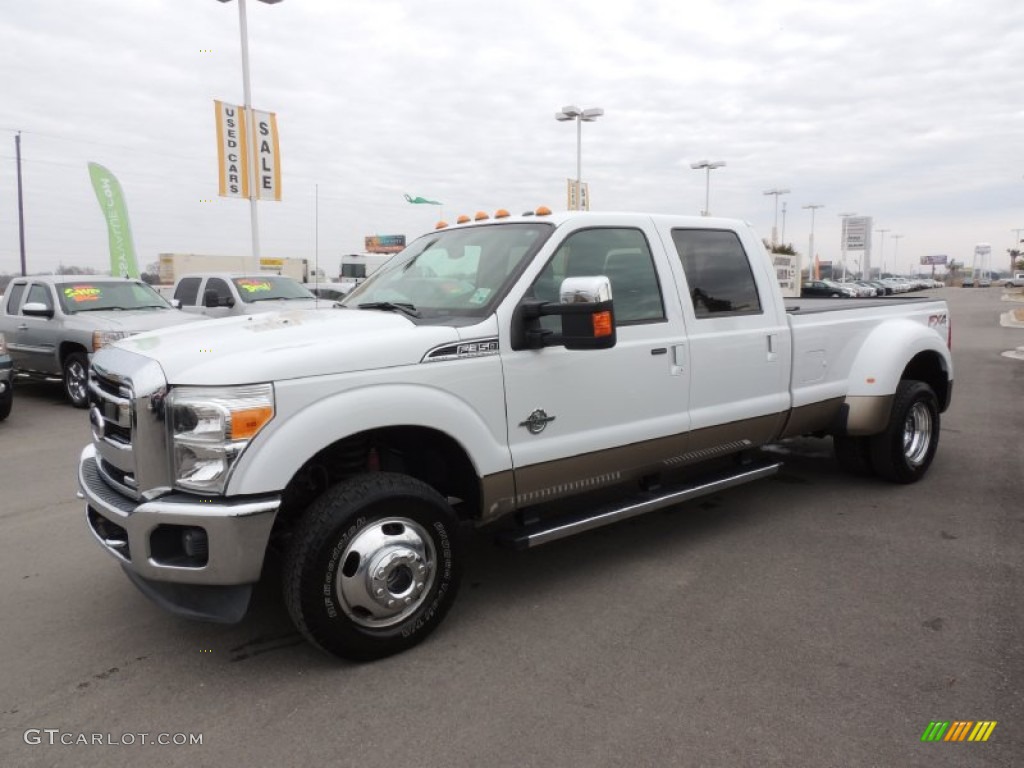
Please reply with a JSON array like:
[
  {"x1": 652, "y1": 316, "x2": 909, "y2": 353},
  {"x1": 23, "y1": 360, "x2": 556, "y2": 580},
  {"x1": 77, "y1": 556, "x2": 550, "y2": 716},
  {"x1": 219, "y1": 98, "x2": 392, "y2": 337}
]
[{"x1": 79, "y1": 444, "x2": 280, "y2": 621}]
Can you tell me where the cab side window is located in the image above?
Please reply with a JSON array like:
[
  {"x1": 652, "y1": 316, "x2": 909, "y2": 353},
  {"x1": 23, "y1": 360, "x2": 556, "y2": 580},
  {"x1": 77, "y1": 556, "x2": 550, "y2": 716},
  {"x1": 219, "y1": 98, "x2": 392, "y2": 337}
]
[
  {"x1": 529, "y1": 228, "x2": 665, "y2": 326},
  {"x1": 671, "y1": 229, "x2": 762, "y2": 318},
  {"x1": 205, "y1": 278, "x2": 233, "y2": 306},
  {"x1": 26, "y1": 283, "x2": 54, "y2": 312},
  {"x1": 174, "y1": 277, "x2": 202, "y2": 306}
]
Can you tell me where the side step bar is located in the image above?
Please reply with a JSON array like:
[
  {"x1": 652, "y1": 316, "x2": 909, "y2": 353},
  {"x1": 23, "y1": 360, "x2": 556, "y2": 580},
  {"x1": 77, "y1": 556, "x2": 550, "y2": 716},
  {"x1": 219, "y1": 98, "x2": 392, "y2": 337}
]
[{"x1": 499, "y1": 461, "x2": 783, "y2": 549}]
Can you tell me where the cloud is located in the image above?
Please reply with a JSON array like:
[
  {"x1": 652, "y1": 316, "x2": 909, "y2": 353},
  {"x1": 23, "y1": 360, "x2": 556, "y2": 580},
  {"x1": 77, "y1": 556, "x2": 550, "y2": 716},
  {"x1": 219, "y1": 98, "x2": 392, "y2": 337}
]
[{"x1": 1, "y1": 0, "x2": 1022, "y2": 277}]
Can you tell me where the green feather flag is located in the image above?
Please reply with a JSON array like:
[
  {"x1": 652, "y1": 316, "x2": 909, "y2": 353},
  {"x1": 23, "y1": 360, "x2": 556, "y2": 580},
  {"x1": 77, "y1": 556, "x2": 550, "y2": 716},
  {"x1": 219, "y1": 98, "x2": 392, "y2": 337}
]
[
  {"x1": 404, "y1": 193, "x2": 442, "y2": 205},
  {"x1": 88, "y1": 162, "x2": 140, "y2": 278}
]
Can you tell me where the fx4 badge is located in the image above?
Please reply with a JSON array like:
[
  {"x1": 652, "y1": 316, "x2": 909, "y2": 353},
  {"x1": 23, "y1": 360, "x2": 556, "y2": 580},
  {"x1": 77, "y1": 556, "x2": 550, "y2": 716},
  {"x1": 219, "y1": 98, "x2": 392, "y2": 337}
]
[{"x1": 519, "y1": 408, "x2": 555, "y2": 435}]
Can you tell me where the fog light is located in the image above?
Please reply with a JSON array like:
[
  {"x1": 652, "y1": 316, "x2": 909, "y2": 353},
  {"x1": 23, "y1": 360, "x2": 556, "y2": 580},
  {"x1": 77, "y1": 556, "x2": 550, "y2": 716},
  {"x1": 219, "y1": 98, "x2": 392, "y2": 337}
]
[{"x1": 182, "y1": 528, "x2": 209, "y2": 559}]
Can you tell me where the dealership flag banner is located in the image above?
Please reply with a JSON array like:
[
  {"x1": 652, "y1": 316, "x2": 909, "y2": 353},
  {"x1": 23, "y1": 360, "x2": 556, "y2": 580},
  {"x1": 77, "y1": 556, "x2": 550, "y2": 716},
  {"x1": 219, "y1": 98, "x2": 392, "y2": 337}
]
[
  {"x1": 87, "y1": 162, "x2": 140, "y2": 279},
  {"x1": 214, "y1": 100, "x2": 250, "y2": 198},
  {"x1": 251, "y1": 108, "x2": 281, "y2": 201}
]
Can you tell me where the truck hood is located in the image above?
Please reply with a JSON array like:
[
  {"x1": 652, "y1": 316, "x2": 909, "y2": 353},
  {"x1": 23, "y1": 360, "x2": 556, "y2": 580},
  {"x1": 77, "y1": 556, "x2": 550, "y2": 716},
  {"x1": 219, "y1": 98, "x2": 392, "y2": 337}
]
[
  {"x1": 75, "y1": 308, "x2": 205, "y2": 332},
  {"x1": 237, "y1": 298, "x2": 321, "y2": 314},
  {"x1": 113, "y1": 307, "x2": 459, "y2": 385}
]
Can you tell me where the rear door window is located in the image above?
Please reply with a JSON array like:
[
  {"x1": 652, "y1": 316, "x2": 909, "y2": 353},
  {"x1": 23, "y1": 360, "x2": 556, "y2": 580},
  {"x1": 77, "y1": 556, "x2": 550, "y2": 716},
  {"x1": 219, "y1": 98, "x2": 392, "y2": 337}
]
[
  {"x1": 5, "y1": 282, "x2": 26, "y2": 314},
  {"x1": 670, "y1": 229, "x2": 762, "y2": 318}
]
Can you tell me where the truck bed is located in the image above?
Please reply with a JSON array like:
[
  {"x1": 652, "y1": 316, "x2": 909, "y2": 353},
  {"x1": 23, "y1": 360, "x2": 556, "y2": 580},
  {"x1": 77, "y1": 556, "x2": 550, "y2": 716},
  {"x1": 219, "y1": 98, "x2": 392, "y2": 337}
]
[{"x1": 783, "y1": 295, "x2": 940, "y2": 314}]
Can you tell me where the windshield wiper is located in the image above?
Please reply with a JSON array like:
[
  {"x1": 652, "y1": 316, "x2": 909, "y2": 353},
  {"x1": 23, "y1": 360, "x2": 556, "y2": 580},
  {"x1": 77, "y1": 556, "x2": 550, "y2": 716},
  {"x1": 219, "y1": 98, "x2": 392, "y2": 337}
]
[{"x1": 357, "y1": 301, "x2": 420, "y2": 318}]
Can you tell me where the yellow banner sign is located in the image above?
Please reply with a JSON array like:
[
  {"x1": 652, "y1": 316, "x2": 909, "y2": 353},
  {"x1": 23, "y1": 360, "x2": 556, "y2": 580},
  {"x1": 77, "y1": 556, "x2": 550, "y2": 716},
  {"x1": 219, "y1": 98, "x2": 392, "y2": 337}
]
[{"x1": 214, "y1": 101, "x2": 281, "y2": 201}]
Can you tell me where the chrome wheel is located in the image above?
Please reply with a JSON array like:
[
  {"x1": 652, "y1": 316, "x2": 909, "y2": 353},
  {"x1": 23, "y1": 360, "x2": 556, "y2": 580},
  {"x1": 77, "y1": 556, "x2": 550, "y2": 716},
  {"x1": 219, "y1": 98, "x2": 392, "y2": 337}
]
[
  {"x1": 902, "y1": 401, "x2": 933, "y2": 467},
  {"x1": 64, "y1": 354, "x2": 89, "y2": 407},
  {"x1": 335, "y1": 517, "x2": 436, "y2": 629}
]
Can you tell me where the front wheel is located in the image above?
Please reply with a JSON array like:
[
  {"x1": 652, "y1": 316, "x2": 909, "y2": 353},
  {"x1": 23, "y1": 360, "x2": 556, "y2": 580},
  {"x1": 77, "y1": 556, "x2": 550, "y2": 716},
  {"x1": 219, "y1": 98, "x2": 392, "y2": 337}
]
[
  {"x1": 284, "y1": 472, "x2": 463, "y2": 661},
  {"x1": 869, "y1": 380, "x2": 940, "y2": 483},
  {"x1": 63, "y1": 352, "x2": 89, "y2": 408},
  {"x1": 0, "y1": 386, "x2": 12, "y2": 421}
]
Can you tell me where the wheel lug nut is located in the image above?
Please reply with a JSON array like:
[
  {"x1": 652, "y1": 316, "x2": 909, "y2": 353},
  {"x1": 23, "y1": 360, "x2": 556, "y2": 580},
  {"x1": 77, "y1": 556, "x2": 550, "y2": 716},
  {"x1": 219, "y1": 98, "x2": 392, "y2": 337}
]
[
  {"x1": 375, "y1": 588, "x2": 384, "y2": 597},
  {"x1": 387, "y1": 599, "x2": 395, "y2": 608},
  {"x1": 404, "y1": 597, "x2": 412, "y2": 605}
]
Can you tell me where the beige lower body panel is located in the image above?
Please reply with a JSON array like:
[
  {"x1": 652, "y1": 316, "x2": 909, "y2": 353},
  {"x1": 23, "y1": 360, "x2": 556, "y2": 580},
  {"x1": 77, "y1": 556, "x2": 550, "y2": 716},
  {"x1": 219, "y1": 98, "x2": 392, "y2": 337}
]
[
  {"x1": 479, "y1": 413, "x2": 787, "y2": 524},
  {"x1": 841, "y1": 395, "x2": 895, "y2": 436}
]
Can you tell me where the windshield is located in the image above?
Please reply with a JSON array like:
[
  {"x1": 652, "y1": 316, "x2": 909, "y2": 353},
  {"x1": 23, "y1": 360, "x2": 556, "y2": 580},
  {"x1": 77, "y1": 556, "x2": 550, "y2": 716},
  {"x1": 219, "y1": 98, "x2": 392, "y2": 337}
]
[
  {"x1": 57, "y1": 281, "x2": 172, "y2": 313},
  {"x1": 232, "y1": 276, "x2": 316, "y2": 303},
  {"x1": 340, "y1": 222, "x2": 553, "y2": 317}
]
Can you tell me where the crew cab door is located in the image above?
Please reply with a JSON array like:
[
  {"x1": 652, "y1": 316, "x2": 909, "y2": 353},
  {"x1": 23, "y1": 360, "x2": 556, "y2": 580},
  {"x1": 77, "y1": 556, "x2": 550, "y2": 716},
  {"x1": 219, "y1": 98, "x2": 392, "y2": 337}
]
[
  {"x1": 656, "y1": 224, "x2": 792, "y2": 449},
  {"x1": 498, "y1": 221, "x2": 691, "y2": 505}
]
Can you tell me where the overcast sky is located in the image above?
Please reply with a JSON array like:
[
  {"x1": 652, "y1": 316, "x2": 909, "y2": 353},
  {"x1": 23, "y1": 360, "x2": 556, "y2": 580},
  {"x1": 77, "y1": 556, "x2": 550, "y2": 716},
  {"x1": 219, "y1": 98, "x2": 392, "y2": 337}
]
[{"x1": 1, "y1": 0, "x2": 1022, "y2": 278}]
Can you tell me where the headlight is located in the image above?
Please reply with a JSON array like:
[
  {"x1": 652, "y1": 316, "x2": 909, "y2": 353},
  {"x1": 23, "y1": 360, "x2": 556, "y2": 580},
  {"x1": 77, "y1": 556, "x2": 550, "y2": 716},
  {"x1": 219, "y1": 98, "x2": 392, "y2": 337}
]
[
  {"x1": 167, "y1": 384, "x2": 274, "y2": 494},
  {"x1": 93, "y1": 330, "x2": 129, "y2": 351}
]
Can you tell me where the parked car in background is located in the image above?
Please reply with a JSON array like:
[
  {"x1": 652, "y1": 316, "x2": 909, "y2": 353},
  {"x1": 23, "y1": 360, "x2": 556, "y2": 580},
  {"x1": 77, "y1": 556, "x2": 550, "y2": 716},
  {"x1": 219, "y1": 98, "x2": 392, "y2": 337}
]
[
  {"x1": 961, "y1": 276, "x2": 975, "y2": 287},
  {"x1": 0, "y1": 332, "x2": 13, "y2": 421},
  {"x1": 801, "y1": 279, "x2": 855, "y2": 298},
  {"x1": 303, "y1": 282, "x2": 354, "y2": 302},
  {"x1": 171, "y1": 273, "x2": 319, "y2": 317},
  {"x1": 0, "y1": 276, "x2": 204, "y2": 408},
  {"x1": 865, "y1": 280, "x2": 893, "y2": 295},
  {"x1": 1006, "y1": 272, "x2": 1024, "y2": 288},
  {"x1": 977, "y1": 276, "x2": 992, "y2": 288}
]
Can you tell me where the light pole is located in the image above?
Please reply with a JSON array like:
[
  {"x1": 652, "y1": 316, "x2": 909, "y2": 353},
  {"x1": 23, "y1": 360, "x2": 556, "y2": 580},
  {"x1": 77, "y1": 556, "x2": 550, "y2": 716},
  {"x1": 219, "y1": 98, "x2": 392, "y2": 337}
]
[
  {"x1": 802, "y1": 203, "x2": 824, "y2": 285},
  {"x1": 689, "y1": 160, "x2": 726, "y2": 216},
  {"x1": 838, "y1": 212, "x2": 857, "y2": 281},
  {"x1": 217, "y1": 0, "x2": 282, "y2": 271},
  {"x1": 876, "y1": 228, "x2": 890, "y2": 276},
  {"x1": 890, "y1": 234, "x2": 904, "y2": 275},
  {"x1": 763, "y1": 188, "x2": 790, "y2": 248},
  {"x1": 555, "y1": 105, "x2": 603, "y2": 210}
]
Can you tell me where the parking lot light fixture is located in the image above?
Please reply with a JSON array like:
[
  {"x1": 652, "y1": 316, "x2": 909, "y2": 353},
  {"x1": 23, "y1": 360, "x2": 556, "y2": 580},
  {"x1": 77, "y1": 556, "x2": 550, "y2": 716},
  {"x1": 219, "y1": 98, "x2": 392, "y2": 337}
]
[
  {"x1": 763, "y1": 188, "x2": 790, "y2": 247},
  {"x1": 555, "y1": 105, "x2": 603, "y2": 210},
  {"x1": 690, "y1": 160, "x2": 726, "y2": 216},
  {"x1": 216, "y1": 0, "x2": 283, "y2": 271}
]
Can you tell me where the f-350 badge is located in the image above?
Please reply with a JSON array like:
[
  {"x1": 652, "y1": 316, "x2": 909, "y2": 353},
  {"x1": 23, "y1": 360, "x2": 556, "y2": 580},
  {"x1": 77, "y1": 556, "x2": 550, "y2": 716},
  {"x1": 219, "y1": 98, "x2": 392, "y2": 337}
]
[{"x1": 519, "y1": 408, "x2": 555, "y2": 435}]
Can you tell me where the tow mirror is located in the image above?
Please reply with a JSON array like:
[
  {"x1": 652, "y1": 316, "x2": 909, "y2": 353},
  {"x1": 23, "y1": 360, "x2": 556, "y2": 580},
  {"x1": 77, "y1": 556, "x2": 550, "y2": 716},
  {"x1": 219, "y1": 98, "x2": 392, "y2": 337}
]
[{"x1": 513, "y1": 275, "x2": 616, "y2": 351}]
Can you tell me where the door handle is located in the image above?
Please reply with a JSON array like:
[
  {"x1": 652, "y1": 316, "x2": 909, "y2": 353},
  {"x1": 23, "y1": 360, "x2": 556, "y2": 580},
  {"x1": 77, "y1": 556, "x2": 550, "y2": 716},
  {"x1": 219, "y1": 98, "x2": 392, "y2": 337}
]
[
  {"x1": 766, "y1": 333, "x2": 779, "y2": 362},
  {"x1": 17, "y1": 323, "x2": 28, "y2": 330}
]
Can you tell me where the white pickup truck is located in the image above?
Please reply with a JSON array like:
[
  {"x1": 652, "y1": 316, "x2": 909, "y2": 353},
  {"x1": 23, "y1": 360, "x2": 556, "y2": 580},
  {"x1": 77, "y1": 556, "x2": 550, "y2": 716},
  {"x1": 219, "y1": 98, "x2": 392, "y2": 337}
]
[
  {"x1": 170, "y1": 272, "x2": 319, "y2": 317},
  {"x1": 79, "y1": 210, "x2": 953, "y2": 660}
]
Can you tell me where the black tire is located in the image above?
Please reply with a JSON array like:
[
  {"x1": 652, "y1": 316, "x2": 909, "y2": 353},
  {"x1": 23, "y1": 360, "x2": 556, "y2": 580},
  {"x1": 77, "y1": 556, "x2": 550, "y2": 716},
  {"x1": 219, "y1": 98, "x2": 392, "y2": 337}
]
[
  {"x1": 63, "y1": 351, "x2": 89, "y2": 408},
  {"x1": 833, "y1": 435, "x2": 874, "y2": 477},
  {"x1": 0, "y1": 388, "x2": 11, "y2": 421},
  {"x1": 869, "y1": 380, "x2": 940, "y2": 484},
  {"x1": 284, "y1": 472, "x2": 463, "y2": 661}
]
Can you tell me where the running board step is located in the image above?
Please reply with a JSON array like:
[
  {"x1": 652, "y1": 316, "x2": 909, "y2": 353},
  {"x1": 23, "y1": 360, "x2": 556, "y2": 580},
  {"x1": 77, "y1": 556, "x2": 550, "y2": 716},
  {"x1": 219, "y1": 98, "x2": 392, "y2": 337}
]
[{"x1": 499, "y1": 461, "x2": 783, "y2": 549}]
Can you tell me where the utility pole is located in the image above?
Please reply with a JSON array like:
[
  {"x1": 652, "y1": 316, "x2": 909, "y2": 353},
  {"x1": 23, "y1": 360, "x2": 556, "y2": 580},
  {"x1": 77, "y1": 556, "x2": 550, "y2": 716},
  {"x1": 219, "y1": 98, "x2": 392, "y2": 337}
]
[
  {"x1": 876, "y1": 228, "x2": 890, "y2": 276},
  {"x1": 15, "y1": 132, "x2": 27, "y2": 276}
]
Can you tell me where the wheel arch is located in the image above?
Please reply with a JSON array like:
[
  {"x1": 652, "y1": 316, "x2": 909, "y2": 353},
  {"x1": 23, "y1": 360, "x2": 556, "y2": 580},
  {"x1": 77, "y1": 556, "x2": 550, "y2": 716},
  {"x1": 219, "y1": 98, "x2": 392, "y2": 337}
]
[
  {"x1": 836, "y1": 320, "x2": 953, "y2": 435},
  {"x1": 228, "y1": 383, "x2": 512, "y2": 524}
]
